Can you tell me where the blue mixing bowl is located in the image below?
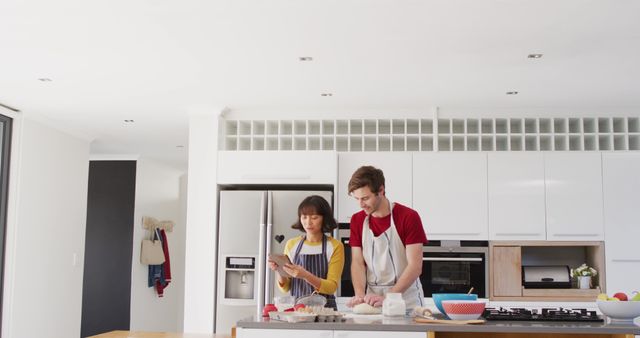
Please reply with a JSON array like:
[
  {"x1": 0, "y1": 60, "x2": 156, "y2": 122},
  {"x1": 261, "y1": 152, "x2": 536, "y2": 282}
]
[{"x1": 432, "y1": 293, "x2": 478, "y2": 314}]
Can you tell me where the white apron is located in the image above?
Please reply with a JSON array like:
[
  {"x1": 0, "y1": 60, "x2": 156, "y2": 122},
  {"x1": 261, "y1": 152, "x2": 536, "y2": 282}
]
[{"x1": 361, "y1": 201, "x2": 424, "y2": 308}]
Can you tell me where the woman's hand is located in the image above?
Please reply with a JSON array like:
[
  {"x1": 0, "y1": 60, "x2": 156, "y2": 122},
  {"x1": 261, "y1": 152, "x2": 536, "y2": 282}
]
[
  {"x1": 282, "y1": 263, "x2": 310, "y2": 279},
  {"x1": 270, "y1": 259, "x2": 289, "y2": 285},
  {"x1": 267, "y1": 260, "x2": 279, "y2": 272}
]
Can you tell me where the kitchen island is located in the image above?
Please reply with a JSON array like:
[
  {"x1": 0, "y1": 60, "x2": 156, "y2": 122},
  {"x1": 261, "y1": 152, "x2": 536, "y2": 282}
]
[{"x1": 236, "y1": 316, "x2": 640, "y2": 338}]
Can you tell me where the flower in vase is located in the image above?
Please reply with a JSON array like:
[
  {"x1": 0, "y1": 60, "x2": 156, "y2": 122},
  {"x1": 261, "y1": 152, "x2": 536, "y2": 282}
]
[{"x1": 570, "y1": 263, "x2": 597, "y2": 278}]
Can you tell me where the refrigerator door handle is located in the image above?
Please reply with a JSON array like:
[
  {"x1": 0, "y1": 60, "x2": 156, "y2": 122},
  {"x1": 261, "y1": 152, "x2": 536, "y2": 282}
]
[
  {"x1": 257, "y1": 191, "x2": 267, "y2": 319},
  {"x1": 265, "y1": 191, "x2": 274, "y2": 305}
]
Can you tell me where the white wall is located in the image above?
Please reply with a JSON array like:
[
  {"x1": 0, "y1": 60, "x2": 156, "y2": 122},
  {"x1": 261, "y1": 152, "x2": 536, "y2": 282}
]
[
  {"x1": 2, "y1": 115, "x2": 90, "y2": 338},
  {"x1": 129, "y1": 158, "x2": 186, "y2": 332},
  {"x1": 183, "y1": 112, "x2": 219, "y2": 333},
  {"x1": 177, "y1": 174, "x2": 188, "y2": 332}
]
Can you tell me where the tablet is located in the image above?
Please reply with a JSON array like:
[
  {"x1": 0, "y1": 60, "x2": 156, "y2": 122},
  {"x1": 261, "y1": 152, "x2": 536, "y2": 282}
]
[{"x1": 268, "y1": 253, "x2": 292, "y2": 278}]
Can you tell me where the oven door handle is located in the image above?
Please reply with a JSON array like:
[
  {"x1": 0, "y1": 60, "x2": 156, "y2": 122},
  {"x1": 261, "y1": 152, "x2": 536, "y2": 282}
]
[{"x1": 422, "y1": 257, "x2": 483, "y2": 262}]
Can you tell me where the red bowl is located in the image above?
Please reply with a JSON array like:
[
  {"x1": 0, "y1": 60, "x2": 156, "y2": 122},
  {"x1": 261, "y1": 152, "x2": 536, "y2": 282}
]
[{"x1": 441, "y1": 300, "x2": 486, "y2": 320}]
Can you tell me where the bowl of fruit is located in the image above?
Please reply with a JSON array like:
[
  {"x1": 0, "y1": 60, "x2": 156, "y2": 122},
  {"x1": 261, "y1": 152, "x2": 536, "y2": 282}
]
[{"x1": 596, "y1": 291, "x2": 640, "y2": 321}]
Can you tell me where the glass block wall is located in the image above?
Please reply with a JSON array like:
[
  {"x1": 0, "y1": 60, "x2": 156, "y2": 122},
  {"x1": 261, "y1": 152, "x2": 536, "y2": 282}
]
[{"x1": 222, "y1": 117, "x2": 640, "y2": 152}]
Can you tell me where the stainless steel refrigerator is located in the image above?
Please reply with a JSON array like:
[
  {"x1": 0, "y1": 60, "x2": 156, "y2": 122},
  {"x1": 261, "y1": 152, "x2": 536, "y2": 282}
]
[{"x1": 215, "y1": 189, "x2": 333, "y2": 334}]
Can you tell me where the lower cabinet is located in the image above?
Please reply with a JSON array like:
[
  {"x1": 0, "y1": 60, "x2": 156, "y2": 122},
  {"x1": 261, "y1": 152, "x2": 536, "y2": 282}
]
[
  {"x1": 238, "y1": 328, "x2": 332, "y2": 338},
  {"x1": 238, "y1": 329, "x2": 424, "y2": 338},
  {"x1": 334, "y1": 330, "x2": 425, "y2": 338}
]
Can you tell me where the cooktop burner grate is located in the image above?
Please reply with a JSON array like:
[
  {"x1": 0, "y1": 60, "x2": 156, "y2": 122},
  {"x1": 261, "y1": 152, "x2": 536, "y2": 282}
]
[{"x1": 483, "y1": 307, "x2": 603, "y2": 322}]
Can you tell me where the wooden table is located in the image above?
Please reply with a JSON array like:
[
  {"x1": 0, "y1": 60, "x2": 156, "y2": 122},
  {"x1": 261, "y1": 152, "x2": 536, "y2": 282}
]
[{"x1": 87, "y1": 330, "x2": 231, "y2": 338}]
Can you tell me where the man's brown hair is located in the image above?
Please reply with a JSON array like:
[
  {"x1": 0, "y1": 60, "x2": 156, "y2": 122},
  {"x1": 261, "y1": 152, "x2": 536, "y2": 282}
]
[{"x1": 347, "y1": 166, "x2": 385, "y2": 194}]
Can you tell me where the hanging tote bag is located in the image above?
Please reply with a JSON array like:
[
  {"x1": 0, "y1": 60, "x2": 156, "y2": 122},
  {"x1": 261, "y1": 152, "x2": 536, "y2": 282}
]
[{"x1": 141, "y1": 228, "x2": 166, "y2": 265}]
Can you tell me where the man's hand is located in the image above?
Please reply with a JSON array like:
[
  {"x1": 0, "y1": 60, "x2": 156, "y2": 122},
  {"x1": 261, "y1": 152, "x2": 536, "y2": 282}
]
[
  {"x1": 346, "y1": 295, "x2": 365, "y2": 308},
  {"x1": 364, "y1": 294, "x2": 385, "y2": 308}
]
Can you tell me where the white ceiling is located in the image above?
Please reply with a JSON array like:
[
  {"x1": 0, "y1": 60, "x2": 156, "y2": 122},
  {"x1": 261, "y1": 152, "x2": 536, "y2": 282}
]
[{"x1": 1, "y1": 0, "x2": 640, "y2": 170}]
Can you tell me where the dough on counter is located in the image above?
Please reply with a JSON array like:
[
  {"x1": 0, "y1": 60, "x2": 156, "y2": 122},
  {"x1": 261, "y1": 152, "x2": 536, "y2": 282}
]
[{"x1": 352, "y1": 303, "x2": 382, "y2": 314}]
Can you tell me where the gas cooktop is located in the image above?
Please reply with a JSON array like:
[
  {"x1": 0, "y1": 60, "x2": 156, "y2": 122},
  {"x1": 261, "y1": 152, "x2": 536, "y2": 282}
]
[{"x1": 483, "y1": 307, "x2": 604, "y2": 322}]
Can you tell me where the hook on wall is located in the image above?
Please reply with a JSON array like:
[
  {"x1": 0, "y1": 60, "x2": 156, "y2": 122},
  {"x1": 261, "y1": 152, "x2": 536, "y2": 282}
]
[{"x1": 142, "y1": 216, "x2": 174, "y2": 232}]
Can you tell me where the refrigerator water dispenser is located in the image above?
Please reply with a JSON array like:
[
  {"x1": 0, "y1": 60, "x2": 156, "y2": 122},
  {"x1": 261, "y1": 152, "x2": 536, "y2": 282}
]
[{"x1": 223, "y1": 256, "x2": 256, "y2": 302}]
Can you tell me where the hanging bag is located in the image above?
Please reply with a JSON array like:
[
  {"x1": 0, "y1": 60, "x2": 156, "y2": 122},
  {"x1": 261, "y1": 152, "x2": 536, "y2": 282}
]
[{"x1": 141, "y1": 228, "x2": 166, "y2": 265}]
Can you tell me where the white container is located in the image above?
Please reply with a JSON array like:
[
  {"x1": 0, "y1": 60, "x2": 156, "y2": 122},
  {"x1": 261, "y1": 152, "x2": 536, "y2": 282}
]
[
  {"x1": 382, "y1": 293, "x2": 406, "y2": 317},
  {"x1": 274, "y1": 296, "x2": 295, "y2": 311},
  {"x1": 578, "y1": 276, "x2": 592, "y2": 289}
]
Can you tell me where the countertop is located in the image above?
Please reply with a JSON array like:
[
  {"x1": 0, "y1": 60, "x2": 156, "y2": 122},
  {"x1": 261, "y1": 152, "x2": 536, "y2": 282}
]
[{"x1": 236, "y1": 315, "x2": 640, "y2": 335}]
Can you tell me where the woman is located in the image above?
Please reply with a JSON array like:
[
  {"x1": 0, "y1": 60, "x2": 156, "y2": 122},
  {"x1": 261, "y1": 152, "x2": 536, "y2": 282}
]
[{"x1": 268, "y1": 195, "x2": 344, "y2": 310}]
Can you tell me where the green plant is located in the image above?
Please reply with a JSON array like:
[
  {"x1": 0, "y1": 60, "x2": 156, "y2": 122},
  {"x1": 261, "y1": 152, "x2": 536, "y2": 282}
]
[{"x1": 571, "y1": 263, "x2": 597, "y2": 278}]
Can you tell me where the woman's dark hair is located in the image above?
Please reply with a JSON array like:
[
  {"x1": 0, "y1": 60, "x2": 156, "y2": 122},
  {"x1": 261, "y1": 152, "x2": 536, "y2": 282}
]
[{"x1": 291, "y1": 195, "x2": 338, "y2": 233}]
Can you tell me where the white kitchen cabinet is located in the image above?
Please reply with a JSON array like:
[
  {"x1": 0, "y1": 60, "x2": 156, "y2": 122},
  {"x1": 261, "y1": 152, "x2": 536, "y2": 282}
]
[
  {"x1": 334, "y1": 330, "x2": 424, "y2": 338},
  {"x1": 488, "y1": 153, "x2": 546, "y2": 241},
  {"x1": 605, "y1": 260, "x2": 640, "y2": 298},
  {"x1": 237, "y1": 328, "x2": 332, "y2": 338},
  {"x1": 238, "y1": 328, "x2": 424, "y2": 338},
  {"x1": 413, "y1": 153, "x2": 488, "y2": 240},
  {"x1": 337, "y1": 153, "x2": 412, "y2": 222},
  {"x1": 602, "y1": 153, "x2": 640, "y2": 295},
  {"x1": 217, "y1": 151, "x2": 337, "y2": 185},
  {"x1": 544, "y1": 153, "x2": 604, "y2": 241}
]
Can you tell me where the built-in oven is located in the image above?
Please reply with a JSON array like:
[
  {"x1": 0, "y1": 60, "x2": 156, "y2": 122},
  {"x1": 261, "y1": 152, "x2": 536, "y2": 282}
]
[
  {"x1": 420, "y1": 241, "x2": 489, "y2": 298},
  {"x1": 336, "y1": 228, "x2": 489, "y2": 298}
]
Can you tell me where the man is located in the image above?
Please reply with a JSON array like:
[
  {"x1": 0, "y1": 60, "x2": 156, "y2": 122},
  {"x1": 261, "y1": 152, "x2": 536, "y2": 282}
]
[{"x1": 346, "y1": 166, "x2": 427, "y2": 309}]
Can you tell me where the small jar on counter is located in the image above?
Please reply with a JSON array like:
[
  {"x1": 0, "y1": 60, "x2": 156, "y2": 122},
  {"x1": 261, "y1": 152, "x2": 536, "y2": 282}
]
[{"x1": 382, "y1": 293, "x2": 406, "y2": 317}]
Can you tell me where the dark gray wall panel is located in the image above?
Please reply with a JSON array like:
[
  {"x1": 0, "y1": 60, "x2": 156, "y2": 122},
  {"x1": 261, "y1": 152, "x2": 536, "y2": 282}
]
[{"x1": 81, "y1": 161, "x2": 136, "y2": 338}]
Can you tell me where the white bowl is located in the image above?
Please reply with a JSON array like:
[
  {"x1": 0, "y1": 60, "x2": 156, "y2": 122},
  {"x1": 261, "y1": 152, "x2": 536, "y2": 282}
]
[
  {"x1": 442, "y1": 300, "x2": 486, "y2": 321},
  {"x1": 596, "y1": 300, "x2": 640, "y2": 321},
  {"x1": 447, "y1": 313, "x2": 484, "y2": 321}
]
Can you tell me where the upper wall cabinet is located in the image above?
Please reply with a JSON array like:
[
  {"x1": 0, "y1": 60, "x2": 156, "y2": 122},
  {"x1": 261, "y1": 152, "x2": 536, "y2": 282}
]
[
  {"x1": 544, "y1": 153, "x2": 604, "y2": 241},
  {"x1": 217, "y1": 151, "x2": 337, "y2": 185},
  {"x1": 602, "y1": 153, "x2": 640, "y2": 295},
  {"x1": 488, "y1": 153, "x2": 546, "y2": 241},
  {"x1": 413, "y1": 153, "x2": 488, "y2": 240},
  {"x1": 337, "y1": 153, "x2": 412, "y2": 223}
]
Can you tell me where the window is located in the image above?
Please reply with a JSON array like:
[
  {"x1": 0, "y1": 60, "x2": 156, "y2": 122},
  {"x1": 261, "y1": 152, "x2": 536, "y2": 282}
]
[{"x1": 0, "y1": 113, "x2": 13, "y2": 331}]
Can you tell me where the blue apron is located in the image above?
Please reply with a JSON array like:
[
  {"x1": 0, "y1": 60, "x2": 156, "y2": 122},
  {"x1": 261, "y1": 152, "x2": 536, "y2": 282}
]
[{"x1": 291, "y1": 234, "x2": 337, "y2": 310}]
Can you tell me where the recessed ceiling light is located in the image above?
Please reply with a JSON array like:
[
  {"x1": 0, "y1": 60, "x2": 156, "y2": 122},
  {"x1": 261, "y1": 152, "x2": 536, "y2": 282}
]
[
  {"x1": 124, "y1": 119, "x2": 135, "y2": 123},
  {"x1": 299, "y1": 57, "x2": 313, "y2": 61},
  {"x1": 527, "y1": 54, "x2": 543, "y2": 59},
  {"x1": 38, "y1": 78, "x2": 52, "y2": 82},
  {"x1": 506, "y1": 91, "x2": 519, "y2": 95},
  {"x1": 321, "y1": 93, "x2": 333, "y2": 97}
]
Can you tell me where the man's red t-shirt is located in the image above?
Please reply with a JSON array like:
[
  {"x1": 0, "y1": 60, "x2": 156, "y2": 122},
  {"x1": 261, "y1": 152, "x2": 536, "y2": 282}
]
[{"x1": 349, "y1": 202, "x2": 428, "y2": 248}]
